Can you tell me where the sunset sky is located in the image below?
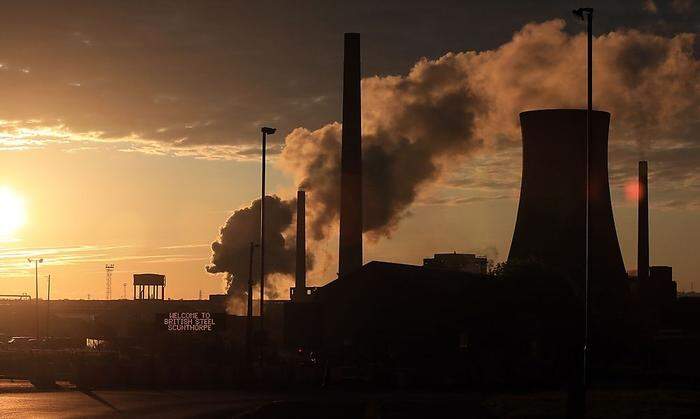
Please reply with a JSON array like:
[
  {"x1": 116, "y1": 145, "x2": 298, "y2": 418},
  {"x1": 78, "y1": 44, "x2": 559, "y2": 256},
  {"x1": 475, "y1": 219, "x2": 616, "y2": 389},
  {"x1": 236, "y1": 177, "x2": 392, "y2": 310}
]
[{"x1": 0, "y1": 1, "x2": 697, "y2": 300}]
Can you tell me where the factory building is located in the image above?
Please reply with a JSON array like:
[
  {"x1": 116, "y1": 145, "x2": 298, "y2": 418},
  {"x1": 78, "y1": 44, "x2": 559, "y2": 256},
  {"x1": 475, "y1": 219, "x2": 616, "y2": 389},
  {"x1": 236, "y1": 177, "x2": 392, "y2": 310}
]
[{"x1": 423, "y1": 252, "x2": 488, "y2": 274}]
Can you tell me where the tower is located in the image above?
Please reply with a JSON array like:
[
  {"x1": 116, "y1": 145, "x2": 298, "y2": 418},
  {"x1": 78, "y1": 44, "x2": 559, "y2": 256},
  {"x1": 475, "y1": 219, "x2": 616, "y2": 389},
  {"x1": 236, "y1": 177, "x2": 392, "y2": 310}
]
[
  {"x1": 638, "y1": 161, "x2": 649, "y2": 282},
  {"x1": 294, "y1": 190, "x2": 307, "y2": 300},
  {"x1": 338, "y1": 32, "x2": 363, "y2": 277},
  {"x1": 105, "y1": 264, "x2": 114, "y2": 300},
  {"x1": 508, "y1": 109, "x2": 627, "y2": 306}
]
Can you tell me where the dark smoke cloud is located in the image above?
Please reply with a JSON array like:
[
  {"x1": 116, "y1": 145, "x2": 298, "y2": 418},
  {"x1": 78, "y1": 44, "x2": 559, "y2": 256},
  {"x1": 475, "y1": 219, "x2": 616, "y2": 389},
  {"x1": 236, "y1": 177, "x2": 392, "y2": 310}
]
[
  {"x1": 207, "y1": 195, "x2": 312, "y2": 311},
  {"x1": 281, "y1": 58, "x2": 485, "y2": 240}
]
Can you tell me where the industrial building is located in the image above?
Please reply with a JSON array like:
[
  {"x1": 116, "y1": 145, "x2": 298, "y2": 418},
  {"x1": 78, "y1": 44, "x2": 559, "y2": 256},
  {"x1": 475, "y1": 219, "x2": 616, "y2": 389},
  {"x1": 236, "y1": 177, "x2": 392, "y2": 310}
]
[{"x1": 423, "y1": 252, "x2": 488, "y2": 274}]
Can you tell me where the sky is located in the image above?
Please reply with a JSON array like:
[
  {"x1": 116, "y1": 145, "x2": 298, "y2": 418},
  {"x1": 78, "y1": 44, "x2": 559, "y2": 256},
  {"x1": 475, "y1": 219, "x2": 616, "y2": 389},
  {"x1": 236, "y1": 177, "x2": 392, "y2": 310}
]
[{"x1": 0, "y1": 0, "x2": 697, "y2": 300}]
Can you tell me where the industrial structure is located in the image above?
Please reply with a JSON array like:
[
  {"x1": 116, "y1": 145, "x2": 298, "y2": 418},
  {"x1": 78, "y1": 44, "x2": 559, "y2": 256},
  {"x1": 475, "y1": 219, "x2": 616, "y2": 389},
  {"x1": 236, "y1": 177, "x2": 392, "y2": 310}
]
[
  {"x1": 133, "y1": 273, "x2": 166, "y2": 300},
  {"x1": 638, "y1": 161, "x2": 650, "y2": 282},
  {"x1": 338, "y1": 32, "x2": 363, "y2": 278},
  {"x1": 105, "y1": 264, "x2": 114, "y2": 300},
  {"x1": 423, "y1": 252, "x2": 488, "y2": 274},
  {"x1": 508, "y1": 109, "x2": 628, "y2": 309},
  {"x1": 291, "y1": 190, "x2": 315, "y2": 301}
]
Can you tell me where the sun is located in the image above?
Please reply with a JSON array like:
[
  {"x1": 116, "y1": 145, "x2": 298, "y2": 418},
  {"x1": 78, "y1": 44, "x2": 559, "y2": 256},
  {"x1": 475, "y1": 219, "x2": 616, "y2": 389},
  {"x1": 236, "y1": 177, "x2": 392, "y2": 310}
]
[{"x1": 0, "y1": 187, "x2": 27, "y2": 238}]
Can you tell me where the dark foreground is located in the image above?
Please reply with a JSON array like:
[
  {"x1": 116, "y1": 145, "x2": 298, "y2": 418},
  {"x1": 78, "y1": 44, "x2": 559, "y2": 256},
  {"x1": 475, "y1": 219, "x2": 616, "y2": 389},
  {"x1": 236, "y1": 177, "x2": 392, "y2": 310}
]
[{"x1": 1, "y1": 381, "x2": 699, "y2": 418}]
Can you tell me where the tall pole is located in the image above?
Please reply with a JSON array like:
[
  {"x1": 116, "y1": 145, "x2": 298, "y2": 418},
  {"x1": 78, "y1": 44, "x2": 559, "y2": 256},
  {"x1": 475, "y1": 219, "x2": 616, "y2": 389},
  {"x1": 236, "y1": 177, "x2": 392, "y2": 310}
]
[
  {"x1": 28, "y1": 258, "x2": 43, "y2": 338},
  {"x1": 570, "y1": 8, "x2": 593, "y2": 418},
  {"x1": 261, "y1": 130, "x2": 266, "y2": 324},
  {"x1": 584, "y1": 7, "x2": 593, "y2": 394},
  {"x1": 259, "y1": 127, "x2": 275, "y2": 335},
  {"x1": 46, "y1": 275, "x2": 51, "y2": 337},
  {"x1": 35, "y1": 260, "x2": 38, "y2": 338}
]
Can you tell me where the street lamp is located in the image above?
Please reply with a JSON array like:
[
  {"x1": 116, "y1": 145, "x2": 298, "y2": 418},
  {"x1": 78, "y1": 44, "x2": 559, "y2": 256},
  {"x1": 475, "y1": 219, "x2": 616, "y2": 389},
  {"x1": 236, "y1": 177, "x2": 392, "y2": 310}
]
[
  {"x1": 571, "y1": 7, "x2": 593, "y2": 419},
  {"x1": 46, "y1": 275, "x2": 51, "y2": 337},
  {"x1": 259, "y1": 126, "x2": 275, "y2": 368},
  {"x1": 259, "y1": 127, "x2": 276, "y2": 327},
  {"x1": 28, "y1": 257, "x2": 43, "y2": 338}
]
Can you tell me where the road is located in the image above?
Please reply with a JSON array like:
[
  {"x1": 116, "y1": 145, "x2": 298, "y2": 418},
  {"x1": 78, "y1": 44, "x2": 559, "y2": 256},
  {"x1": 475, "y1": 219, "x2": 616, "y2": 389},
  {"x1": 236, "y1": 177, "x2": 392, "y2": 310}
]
[
  {"x1": 2, "y1": 380, "x2": 700, "y2": 418},
  {"x1": 0, "y1": 381, "x2": 276, "y2": 418}
]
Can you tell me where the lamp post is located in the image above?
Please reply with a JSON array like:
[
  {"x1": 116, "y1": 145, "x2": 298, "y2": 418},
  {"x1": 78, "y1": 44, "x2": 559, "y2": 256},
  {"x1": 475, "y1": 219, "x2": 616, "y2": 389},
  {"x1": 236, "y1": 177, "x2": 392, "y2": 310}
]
[
  {"x1": 259, "y1": 126, "x2": 275, "y2": 367},
  {"x1": 28, "y1": 257, "x2": 43, "y2": 338},
  {"x1": 571, "y1": 7, "x2": 593, "y2": 419},
  {"x1": 46, "y1": 274, "x2": 51, "y2": 337},
  {"x1": 259, "y1": 127, "x2": 276, "y2": 328}
]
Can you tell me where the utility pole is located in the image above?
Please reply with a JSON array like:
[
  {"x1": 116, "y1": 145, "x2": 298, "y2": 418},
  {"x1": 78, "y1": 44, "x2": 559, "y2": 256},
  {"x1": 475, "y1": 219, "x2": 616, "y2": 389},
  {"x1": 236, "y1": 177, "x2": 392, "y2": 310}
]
[
  {"x1": 123, "y1": 282, "x2": 127, "y2": 299},
  {"x1": 28, "y1": 258, "x2": 43, "y2": 338},
  {"x1": 46, "y1": 275, "x2": 51, "y2": 337},
  {"x1": 259, "y1": 127, "x2": 276, "y2": 331},
  {"x1": 571, "y1": 7, "x2": 594, "y2": 419}
]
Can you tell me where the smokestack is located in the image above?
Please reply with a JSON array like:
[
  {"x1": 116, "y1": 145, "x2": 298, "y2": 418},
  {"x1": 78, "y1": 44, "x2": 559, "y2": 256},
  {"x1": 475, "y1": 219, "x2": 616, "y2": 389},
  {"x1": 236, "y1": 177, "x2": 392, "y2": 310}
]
[
  {"x1": 638, "y1": 161, "x2": 649, "y2": 282},
  {"x1": 295, "y1": 190, "x2": 306, "y2": 297},
  {"x1": 339, "y1": 32, "x2": 363, "y2": 277}
]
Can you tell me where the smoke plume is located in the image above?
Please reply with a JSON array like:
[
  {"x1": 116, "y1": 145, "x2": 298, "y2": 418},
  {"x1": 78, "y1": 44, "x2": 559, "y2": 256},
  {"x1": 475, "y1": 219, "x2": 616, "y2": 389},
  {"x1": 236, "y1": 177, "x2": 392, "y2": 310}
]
[
  {"x1": 279, "y1": 19, "x2": 698, "y2": 241},
  {"x1": 207, "y1": 195, "x2": 312, "y2": 313}
]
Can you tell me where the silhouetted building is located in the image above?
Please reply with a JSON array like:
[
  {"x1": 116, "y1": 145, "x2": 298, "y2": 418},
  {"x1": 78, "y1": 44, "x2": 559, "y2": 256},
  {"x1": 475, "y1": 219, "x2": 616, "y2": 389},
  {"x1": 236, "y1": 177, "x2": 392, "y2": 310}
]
[
  {"x1": 508, "y1": 109, "x2": 627, "y2": 308},
  {"x1": 303, "y1": 261, "x2": 581, "y2": 386},
  {"x1": 423, "y1": 252, "x2": 488, "y2": 274},
  {"x1": 133, "y1": 274, "x2": 166, "y2": 300},
  {"x1": 338, "y1": 32, "x2": 363, "y2": 278},
  {"x1": 637, "y1": 266, "x2": 677, "y2": 309}
]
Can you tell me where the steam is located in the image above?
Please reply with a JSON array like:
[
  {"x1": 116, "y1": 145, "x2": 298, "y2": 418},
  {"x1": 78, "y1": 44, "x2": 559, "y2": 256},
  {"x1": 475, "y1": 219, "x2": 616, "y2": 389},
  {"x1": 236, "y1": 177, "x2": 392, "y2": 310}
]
[
  {"x1": 280, "y1": 58, "x2": 486, "y2": 240},
  {"x1": 207, "y1": 195, "x2": 312, "y2": 313}
]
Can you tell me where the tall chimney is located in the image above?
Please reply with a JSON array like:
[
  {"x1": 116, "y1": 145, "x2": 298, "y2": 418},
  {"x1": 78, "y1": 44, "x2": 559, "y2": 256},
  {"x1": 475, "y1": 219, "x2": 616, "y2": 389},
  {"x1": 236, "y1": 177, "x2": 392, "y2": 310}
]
[
  {"x1": 339, "y1": 32, "x2": 363, "y2": 277},
  {"x1": 638, "y1": 161, "x2": 649, "y2": 282},
  {"x1": 295, "y1": 190, "x2": 306, "y2": 298}
]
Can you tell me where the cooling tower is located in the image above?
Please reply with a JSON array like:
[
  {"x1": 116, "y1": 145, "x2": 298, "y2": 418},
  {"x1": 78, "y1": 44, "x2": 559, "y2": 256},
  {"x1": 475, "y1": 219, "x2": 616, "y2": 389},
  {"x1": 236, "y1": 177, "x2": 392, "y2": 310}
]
[
  {"x1": 508, "y1": 109, "x2": 627, "y2": 303},
  {"x1": 339, "y1": 32, "x2": 363, "y2": 277},
  {"x1": 638, "y1": 161, "x2": 649, "y2": 282}
]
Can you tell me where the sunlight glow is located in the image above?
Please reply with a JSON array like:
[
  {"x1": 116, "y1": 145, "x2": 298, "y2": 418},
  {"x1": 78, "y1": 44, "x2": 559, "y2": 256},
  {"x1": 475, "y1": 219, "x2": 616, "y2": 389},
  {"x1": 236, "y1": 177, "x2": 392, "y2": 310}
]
[
  {"x1": 624, "y1": 180, "x2": 641, "y2": 202},
  {"x1": 0, "y1": 187, "x2": 27, "y2": 238}
]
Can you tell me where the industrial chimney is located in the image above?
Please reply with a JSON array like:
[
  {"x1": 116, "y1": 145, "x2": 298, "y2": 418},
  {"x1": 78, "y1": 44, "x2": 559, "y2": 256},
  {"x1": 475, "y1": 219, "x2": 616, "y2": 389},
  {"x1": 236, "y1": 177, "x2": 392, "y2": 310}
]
[
  {"x1": 638, "y1": 161, "x2": 649, "y2": 282},
  {"x1": 508, "y1": 109, "x2": 627, "y2": 306},
  {"x1": 294, "y1": 190, "x2": 307, "y2": 300},
  {"x1": 338, "y1": 32, "x2": 363, "y2": 277}
]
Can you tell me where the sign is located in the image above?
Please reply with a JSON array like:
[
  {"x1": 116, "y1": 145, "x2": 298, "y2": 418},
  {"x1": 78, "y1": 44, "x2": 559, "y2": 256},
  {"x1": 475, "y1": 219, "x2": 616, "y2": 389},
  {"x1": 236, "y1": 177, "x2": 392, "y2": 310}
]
[{"x1": 163, "y1": 312, "x2": 216, "y2": 332}]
